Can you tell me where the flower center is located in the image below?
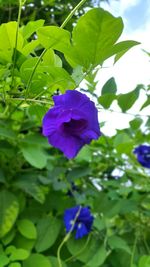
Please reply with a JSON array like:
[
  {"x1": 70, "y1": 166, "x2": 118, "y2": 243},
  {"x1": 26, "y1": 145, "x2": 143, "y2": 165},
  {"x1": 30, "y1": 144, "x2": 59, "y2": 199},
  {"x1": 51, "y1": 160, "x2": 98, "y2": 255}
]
[
  {"x1": 63, "y1": 118, "x2": 88, "y2": 135},
  {"x1": 144, "y1": 153, "x2": 150, "y2": 160},
  {"x1": 78, "y1": 223, "x2": 82, "y2": 229}
]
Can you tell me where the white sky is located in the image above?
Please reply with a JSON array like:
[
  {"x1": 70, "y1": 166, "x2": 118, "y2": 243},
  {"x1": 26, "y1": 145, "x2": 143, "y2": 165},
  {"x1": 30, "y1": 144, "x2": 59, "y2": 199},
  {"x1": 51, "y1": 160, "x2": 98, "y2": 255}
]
[{"x1": 96, "y1": 0, "x2": 150, "y2": 135}]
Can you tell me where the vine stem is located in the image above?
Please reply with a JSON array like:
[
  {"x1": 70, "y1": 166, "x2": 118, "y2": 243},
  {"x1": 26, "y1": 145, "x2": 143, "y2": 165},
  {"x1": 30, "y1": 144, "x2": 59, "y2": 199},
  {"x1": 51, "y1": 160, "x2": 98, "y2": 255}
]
[
  {"x1": 25, "y1": 0, "x2": 88, "y2": 98},
  {"x1": 130, "y1": 234, "x2": 138, "y2": 267},
  {"x1": 60, "y1": 0, "x2": 88, "y2": 29},
  {"x1": 57, "y1": 206, "x2": 82, "y2": 267},
  {"x1": 25, "y1": 49, "x2": 47, "y2": 98},
  {"x1": 10, "y1": 97, "x2": 52, "y2": 104},
  {"x1": 9, "y1": 96, "x2": 150, "y2": 118},
  {"x1": 97, "y1": 106, "x2": 149, "y2": 118},
  {"x1": 65, "y1": 234, "x2": 91, "y2": 263},
  {"x1": 11, "y1": 0, "x2": 22, "y2": 89}
]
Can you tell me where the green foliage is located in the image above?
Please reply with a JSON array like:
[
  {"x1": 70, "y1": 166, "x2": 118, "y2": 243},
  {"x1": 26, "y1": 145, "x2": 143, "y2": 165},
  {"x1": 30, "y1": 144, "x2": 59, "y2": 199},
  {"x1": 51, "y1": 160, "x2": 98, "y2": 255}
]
[
  {"x1": 0, "y1": 191, "x2": 19, "y2": 238},
  {"x1": 117, "y1": 85, "x2": 141, "y2": 112},
  {"x1": 139, "y1": 256, "x2": 150, "y2": 267},
  {"x1": 23, "y1": 254, "x2": 51, "y2": 267},
  {"x1": 65, "y1": 8, "x2": 139, "y2": 69},
  {"x1": 0, "y1": 1, "x2": 149, "y2": 267},
  {"x1": 101, "y1": 77, "x2": 117, "y2": 95},
  {"x1": 0, "y1": 0, "x2": 106, "y2": 28},
  {"x1": 98, "y1": 77, "x2": 117, "y2": 108},
  {"x1": 17, "y1": 219, "x2": 37, "y2": 239},
  {"x1": 35, "y1": 217, "x2": 61, "y2": 252}
]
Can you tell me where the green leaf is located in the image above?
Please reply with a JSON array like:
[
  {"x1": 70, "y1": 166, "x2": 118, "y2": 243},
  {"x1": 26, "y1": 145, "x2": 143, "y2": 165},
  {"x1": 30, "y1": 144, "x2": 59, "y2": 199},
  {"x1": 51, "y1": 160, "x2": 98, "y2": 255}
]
[
  {"x1": 0, "y1": 190, "x2": 19, "y2": 238},
  {"x1": 146, "y1": 117, "x2": 150, "y2": 128},
  {"x1": 139, "y1": 256, "x2": 150, "y2": 267},
  {"x1": 41, "y1": 49, "x2": 62, "y2": 67},
  {"x1": 8, "y1": 247, "x2": 30, "y2": 261},
  {"x1": 66, "y1": 8, "x2": 124, "y2": 69},
  {"x1": 98, "y1": 77, "x2": 117, "y2": 109},
  {"x1": 21, "y1": 133, "x2": 49, "y2": 148},
  {"x1": 22, "y1": 20, "x2": 45, "y2": 39},
  {"x1": 20, "y1": 57, "x2": 75, "y2": 94},
  {"x1": 22, "y1": 40, "x2": 40, "y2": 56},
  {"x1": 93, "y1": 216, "x2": 106, "y2": 231},
  {"x1": 67, "y1": 236, "x2": 99, "y2": 263},
  {"x1": 0, "y1": 22, "x2": 23, "y2": 62},
  {"x1": 117, "y1": 85, "x2": 141, "y2": 112},
  {"x1": 114, "y1": 133, "x2": 131, "y2": 147},
  {"x1": 0, "y1": 170, "x2": 5, "y2": 184},
  {"x1": 140, "y1": 96, "x2": 150, "y2": 110},
  {"x1": 42, "y1": 66, "x2": 75, "y2": 93},
  {"x1": 20, "y1": 57, "x2": 39, "y2": 83},
  {"x1": 108, "y1": 235, "x2": 131, "y2": 254},
  {"x1": 114, "y1": 40, "x2": 140, "y2": 63},
  {"x1": 72, "y1": 65, "x2": 84, "y2": 85},
  {"x1": 23, "y1": 254, "x2": 52, "y2": 267},
  {"x1": 35, "y1": 217, "x2": 61, "y2": 252},
  {"x1": 0, "y1": 122, "x2": 16, "y2": 139},
  {"x1": 101, "y1": 77, "x2": 117, "y2": 95},
  {"x1": 129, "y1": 118, "x2": 143, "y2": 130},
  {"x1": 8, "y1": 263, "x2": 21, "y2": 267},
  {"x1": 2, "y1": 229, "x2": 16, "y2": 246},
  {"x1": 94, "y1": 193, "x2": 124, "y2": 217},
  {"x1": 67, "y1": 166, "x2": 91, "y2": 181},
  {"x1": 0, "y1": 254, "x2": 10, "y2": 267},
  {"x1": 17, "y1": 219, "x2": 37, "y2": 239},
  {"x1": 37, "y1": 26, "x2": 71, "y2": 53},
  {"x1": 13, "y1": 233, "x2": 35, "y2": 251},
  {"x1": 20, "y1": 144, "x2": 47, "y2": 169},
  {"x1": 28, "y1": 104, "x2": 48, "y2": 123},
  {"x1": 113, "y1": 133, "x2": 133, "y2": 153},
  {"x1": 48, "y1": 256, "x2": 67, "y2": 267},
  {"x1": 75, "y1": 146, "x2": 92, "y2": 162},
  {"x1": 14, "y1": 174, "x2": 47, "y2": 203},
  {"x1": 110, "y1": 250, "x2": 131, "y2": 267},
  {"x1": 98, "y1": 94, "x2": 116, "y2": 109},
  {"x1": 86, "y1": 245, "x2": 108, "y2": 267}
]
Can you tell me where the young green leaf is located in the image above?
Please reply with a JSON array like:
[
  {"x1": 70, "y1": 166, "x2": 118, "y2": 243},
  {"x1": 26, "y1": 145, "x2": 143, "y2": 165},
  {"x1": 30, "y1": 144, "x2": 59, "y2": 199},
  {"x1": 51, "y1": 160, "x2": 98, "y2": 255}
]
[
  {"x1": 22, "y1": 20, "x2": 45, "y2": 39},
  {"x1": 0, "y1": 191, "x2": 19, "y2": 238},
  {"x1": 23, "y1": 254, "x2": 52, "y2": 267},
  {"x1": 35, "y1": 217, "x2": 61, "y2": 252},
  {"x1": 117, "y1": 85, "x2": 141, "y2": 112},
  {"x1": 37, "y1": 26, "x2": 71, "y2": 53},
  {"x1": 17, "y1": 219, "x2": 37, "y2": 239},
  {"x1": 101, "y1": 77, "x2": 117, "y2": 95}
]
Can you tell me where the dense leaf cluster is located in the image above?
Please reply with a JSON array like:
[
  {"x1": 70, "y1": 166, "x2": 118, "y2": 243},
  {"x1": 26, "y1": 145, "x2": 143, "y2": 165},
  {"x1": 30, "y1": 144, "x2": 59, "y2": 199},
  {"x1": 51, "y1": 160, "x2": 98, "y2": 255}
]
[
  {"x1": 0, "y1": 0, "x2": 107, "y2": 28},
  {"x1": 0, "y1": 1, "x2": 150, "y2": 267}
]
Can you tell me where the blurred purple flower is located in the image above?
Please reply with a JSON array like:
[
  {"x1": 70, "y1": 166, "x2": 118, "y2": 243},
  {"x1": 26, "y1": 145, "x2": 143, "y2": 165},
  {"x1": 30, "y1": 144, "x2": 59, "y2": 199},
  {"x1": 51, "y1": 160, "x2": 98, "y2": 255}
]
[
  {"x1": 64, "y1": 206, "x2": 94, "y2": 239},
  {"x1": 42, "y1": 90, "x2": 101, "y2": 159},
  {"x1": 134, "y1": 144, "x2": 150, "y2": 168}
]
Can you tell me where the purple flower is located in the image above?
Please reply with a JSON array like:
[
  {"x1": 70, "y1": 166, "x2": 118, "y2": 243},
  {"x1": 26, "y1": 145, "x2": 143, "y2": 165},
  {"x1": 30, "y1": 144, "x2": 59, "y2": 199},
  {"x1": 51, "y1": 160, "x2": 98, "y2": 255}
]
[
  {"x1": 42, "y1": 90, "x2": 101, "y2": 159},
  {"x1": 64, "y1": 206, "x2": 94, "y2": 239},
  {"x1": 134, "y1": 145, "x2": 150, "y2": 168}
]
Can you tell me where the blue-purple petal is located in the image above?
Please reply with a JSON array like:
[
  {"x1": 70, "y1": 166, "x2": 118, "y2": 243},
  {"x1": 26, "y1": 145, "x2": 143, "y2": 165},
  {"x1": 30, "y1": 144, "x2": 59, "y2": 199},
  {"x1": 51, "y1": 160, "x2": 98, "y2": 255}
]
[
  {"x1": 134, "y1": 144, "x2": 150, "y2": 168},
  {"x1": 75, "y1": 223, "x2": 88, "y2": 239},
  {"x1": 48, "y1": 133, "x2": 84, "y2": 159},
  {"x1": 42, "y1": 90, "x2": 101, "y2": 159},
  {"x1": 63, "y1": 206, "x2": 94, "y2": 239}
]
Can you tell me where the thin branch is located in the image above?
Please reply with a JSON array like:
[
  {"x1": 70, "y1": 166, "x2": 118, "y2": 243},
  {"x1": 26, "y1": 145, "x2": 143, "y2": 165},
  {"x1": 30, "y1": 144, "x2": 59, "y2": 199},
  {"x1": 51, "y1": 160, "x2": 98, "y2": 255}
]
[
  {"x1": 61, "y1": 0, "x2": 88, "y2": 29},
  {"x1": 97, "y1": 106, "x2": 149, "y2": 118},
  {"x1": 11, "y1": 0, "x2": 22, "y2": 89},
  {"x1": 57, "y1": 206, "x2": 82, "y2": 267},
  {"x1": 10, "y1": 97, "x2": 52, "y2": 105}
]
